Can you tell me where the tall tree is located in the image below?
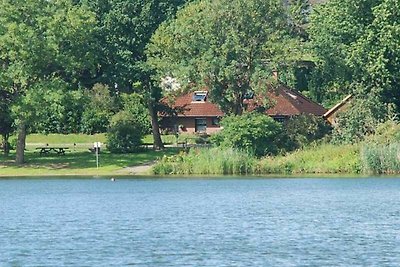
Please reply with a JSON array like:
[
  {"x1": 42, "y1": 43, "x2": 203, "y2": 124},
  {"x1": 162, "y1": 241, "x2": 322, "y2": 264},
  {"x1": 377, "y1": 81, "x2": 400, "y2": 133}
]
[
  {"x1": 0, "y1": 0, "x2": 97, "y2": 164},
  {"x1": 308, "y1": 0, "x2": 400, "y2": 107},
  {"x1": 0, "y1": 89, "x2": 13, "y2": 155},
  {"x1": 147, "y1": 0, "x2": 303, "y2": 115},
  {"x1": 82, "y1": 0, "x2": 189, "y2": 149}
]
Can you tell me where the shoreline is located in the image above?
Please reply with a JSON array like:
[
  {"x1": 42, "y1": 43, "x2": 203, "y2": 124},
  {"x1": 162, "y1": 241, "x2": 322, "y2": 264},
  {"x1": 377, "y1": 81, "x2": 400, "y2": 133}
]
[{"x1": 0, "y1": 172, "x2": 391, "y2": 179}]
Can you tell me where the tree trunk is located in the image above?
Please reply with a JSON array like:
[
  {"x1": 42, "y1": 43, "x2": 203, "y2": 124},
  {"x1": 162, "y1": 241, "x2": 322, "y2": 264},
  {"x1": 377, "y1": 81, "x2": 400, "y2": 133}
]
[
  {"x1": 15, "y1": 121, "x2": 27, "y2": 165},
  {"x1": 2, "y1": 133, "x2": 10, "y2": 156},
  {"x1": 148, "y1": 100, "x2": 164, "y2": 150}
]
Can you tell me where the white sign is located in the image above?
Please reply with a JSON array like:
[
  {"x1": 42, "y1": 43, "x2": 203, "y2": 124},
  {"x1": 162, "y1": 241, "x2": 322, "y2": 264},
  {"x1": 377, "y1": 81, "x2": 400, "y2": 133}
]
[{"x1": 94, "y1": 142, "x2": 101, "y2": 148}]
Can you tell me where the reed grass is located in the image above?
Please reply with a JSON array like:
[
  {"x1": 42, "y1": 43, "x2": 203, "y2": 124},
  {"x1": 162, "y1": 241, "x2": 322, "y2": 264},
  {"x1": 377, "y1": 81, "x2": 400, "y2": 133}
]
[
  {"x1": 361, "y1": 143, "x2": 400, "y2": 174},
  {"x1": 152, "y1": 147, "x2": 256, "y2": 175}
]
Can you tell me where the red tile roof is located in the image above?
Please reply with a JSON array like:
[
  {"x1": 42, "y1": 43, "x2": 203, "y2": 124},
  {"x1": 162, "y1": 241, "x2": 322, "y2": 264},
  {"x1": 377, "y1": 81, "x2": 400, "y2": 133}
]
[
  {"x1": 163, "y1": 84, "x2": 326, "y2": 117},
  {"x1": 167, "y1": 91, "x2": 224, "y2": 117},
  {"x1": 263, "y1": 85, "x2": 327, "y2": 117}
]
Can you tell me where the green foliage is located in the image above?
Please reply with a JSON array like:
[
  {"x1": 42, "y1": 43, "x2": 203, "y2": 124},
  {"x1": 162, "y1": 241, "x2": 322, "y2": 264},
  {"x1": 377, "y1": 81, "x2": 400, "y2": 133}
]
[
  {"x1": 361, "y1": 143, "x2": 400, "y2": 174},
  {"x1": 82, "y1": 0, "x2": 188, "y2": 89},
  {"x1": 0, "y1": 90, "x2": 13, "y2": 154},
  {"x1": 152, "y1": 147, "x2": 256, "y2": 175},
  {"x1": 259, "y1": 143, "x2": 361, "y2": 174},
  {"x1": 120, "y1": 93, "x2": 151, "y2": 133},
  {"x1": 0, "y1": 0, "x2": 97, "y2": 89},
  {"x1": 81, "y1": 84, "x2": 116, "y2": 134},
  {"x1": 308, "y1": 0, "x2": 400, "y2": 108},
  {"x1": 211, "y1": 112, "x2": 283, "y2": 157},
  {"x1": 106, "y1": 93, "x2": 149, "y2": 153},
  {"x1": 283, "y1": 114, "x2": 331, "y2": 150},
  {"x1": 21, "y1": 80, "x2": 89, "y2": 134},
  {"x1": 331, "y1": 93, "x2": 387, "y2": 144},
  {"x1": 364, "y1": 121, "x2": 400, "y2": 144},
  {"x1": 147, "y1": 0, "x2": 302, "y2": 114},
  {"x1": 106, "y1": 111, "x2": 146, "y2": 153}
]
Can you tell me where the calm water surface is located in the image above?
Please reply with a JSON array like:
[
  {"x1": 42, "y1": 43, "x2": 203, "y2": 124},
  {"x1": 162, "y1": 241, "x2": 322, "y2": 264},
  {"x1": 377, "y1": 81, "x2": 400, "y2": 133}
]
[{"x1": 1, "y1": 177, "x2": 400, "y2": 266}]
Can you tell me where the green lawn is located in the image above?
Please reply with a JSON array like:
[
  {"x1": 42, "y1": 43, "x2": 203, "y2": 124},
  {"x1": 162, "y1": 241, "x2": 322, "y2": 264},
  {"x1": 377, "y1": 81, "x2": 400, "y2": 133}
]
[
  {"x1": 1, "y1": 133, "x2": 201, "y2": 177},
  {"x1": 0, "y1": 148, "x2": 180, "y2": 177}
]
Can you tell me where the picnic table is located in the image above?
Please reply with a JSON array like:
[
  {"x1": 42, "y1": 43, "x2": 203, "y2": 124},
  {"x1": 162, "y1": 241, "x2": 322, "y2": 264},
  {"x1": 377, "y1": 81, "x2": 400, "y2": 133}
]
[{"x1": 36, "y1": 147, "x2": 69, "y2": 156}]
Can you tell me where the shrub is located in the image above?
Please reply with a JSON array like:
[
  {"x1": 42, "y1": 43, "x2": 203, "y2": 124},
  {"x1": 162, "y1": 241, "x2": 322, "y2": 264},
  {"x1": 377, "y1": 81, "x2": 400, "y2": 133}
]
[
  {"x1": 210, "y1": 112, "x2": 283, "y2": 157},
  {"x1": 106, "y1": 111, "x2": 147, "y2": 153},
  {"x1": 331, "y1": 93, "x2": 387, "y2": 144},
  {"x1": 364, "y1": 121, "x2": 400, "y2": 145},
  {"x1": 283, "y1": 114, "x2": 332, "y2": 150}
]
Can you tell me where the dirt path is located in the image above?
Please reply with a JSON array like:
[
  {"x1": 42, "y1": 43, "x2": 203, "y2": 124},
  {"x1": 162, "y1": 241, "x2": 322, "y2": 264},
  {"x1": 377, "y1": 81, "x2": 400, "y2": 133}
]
[{"x1": 120, "y1": 161, "x2": 157, "y2": 175}]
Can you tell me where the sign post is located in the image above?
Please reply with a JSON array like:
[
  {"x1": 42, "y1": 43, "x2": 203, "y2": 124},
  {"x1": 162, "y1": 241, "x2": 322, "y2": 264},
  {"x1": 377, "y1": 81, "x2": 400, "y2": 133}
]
[{"x1": 94, "y1": 142, "x2": 101, "y2": 169}]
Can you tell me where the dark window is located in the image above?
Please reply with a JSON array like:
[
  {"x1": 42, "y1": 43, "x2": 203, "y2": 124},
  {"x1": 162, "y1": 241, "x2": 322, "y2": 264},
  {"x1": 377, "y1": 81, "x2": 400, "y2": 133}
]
[
  {"x1": 273, "y1": 117, "x2": 286, "y2": 123},
  {"x1": 244, "y1": 91, "x2": 254, "y2": 99},
  {"x1": 212, "y1": 117, "x2": 220, "y2": 126},
  {"x1": 195, "y1": 118, "x2": 207, "y2": 132},
  {"x1": 192, "y1": 91, "x2": 207, "y2": 102}
]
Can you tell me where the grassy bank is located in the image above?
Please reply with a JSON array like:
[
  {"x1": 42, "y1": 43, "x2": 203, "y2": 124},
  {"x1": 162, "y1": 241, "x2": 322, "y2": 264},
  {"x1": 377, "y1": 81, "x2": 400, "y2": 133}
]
[
  {"x1": 153, "y1": 147, "x2": 256, "y2": 175},
  {"x1": 361, "y1": 143, "x2": 400, "y2": 174},
  {"x1": 258, "y1": 144, "x2": 361, "y2": 174},
  {"x1": 152, "y1": 144, "x2": 362, "y2": 175}
]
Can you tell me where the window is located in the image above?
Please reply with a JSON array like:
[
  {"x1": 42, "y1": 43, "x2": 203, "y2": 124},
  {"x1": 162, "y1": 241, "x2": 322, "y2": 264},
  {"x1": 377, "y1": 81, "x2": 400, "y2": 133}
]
[
  {"x1": 195, "y1": 118, "x2": 207, "y2": 132},
  {"x1": 212, "y1": 117, "x2": 220, "y2": 126},
  {"x1": 244, "y1": 91, "x2": 254, "y2": 99},
  {"x1": 192, "y1": 91, "x2": 207, "y2": 102}
]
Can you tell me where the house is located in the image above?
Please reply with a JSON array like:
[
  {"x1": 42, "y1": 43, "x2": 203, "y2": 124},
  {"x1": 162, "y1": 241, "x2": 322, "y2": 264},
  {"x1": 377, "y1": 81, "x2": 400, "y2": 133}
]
[{"x1": 160, "y1": 84, "x2": 327, "y2": 134}]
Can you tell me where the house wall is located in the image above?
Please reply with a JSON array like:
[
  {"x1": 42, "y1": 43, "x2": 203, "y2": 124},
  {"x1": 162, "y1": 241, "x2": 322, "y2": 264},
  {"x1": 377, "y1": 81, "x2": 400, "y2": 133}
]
[{"x1": 161, "y1": 117, "x2": 221, "y2": 134}]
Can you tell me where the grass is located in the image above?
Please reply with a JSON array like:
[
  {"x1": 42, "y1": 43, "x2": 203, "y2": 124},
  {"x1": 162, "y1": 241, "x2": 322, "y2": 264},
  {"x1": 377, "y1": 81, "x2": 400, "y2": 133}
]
[
  {"x1": 24, "y1": 133, "x2": 107, "y2": 145},
  {"x1": 258, "y1": 143, "x2": 361, "y2": 174},
  {"x1": 0, "y1": 147, "x2": 180, "y2": 177},
  {"x1": 0, "y1": 133, "x2": 369, "y2": 177},
  {"x1": 361, "y1": 143, "x2": 400, "y2": 174},
  {"x1": 153, "y1": 147, "x2": 256, "y2": 175}
]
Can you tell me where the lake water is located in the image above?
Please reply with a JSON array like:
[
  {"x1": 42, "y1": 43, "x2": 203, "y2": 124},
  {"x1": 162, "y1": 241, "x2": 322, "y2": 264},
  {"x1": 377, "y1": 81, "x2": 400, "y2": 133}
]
[{"x1": 1, "y1": 177, "x2": 400, "y2": 266}]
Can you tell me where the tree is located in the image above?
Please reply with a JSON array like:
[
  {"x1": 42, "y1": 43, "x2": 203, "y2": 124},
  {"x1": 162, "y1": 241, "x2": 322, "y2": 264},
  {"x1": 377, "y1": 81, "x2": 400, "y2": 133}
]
[
  {"x1": 82, "y1": 0, "x2": 189, "y2": 150},
  {"x1": 0, "y1": 0, "x2": 97, "y2": 164},
  {"x1": 0, "y1": 89, "x2": 13, "y2": 155},
  {"x1": 308, "y1": 0, "x2": 400, "y2": 108},
  {"x1": 147, "y1": 0, "x2": 303, "y2": 115},
  {"x1": 81, "y1": 83, "x2": 117, "y2": 134}
]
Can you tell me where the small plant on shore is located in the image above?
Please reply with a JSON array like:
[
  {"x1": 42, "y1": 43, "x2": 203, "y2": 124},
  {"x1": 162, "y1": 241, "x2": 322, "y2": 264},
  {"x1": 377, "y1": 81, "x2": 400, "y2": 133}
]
[{"x1": 152, "y1": 147, "x2": 256, "y2": 175}]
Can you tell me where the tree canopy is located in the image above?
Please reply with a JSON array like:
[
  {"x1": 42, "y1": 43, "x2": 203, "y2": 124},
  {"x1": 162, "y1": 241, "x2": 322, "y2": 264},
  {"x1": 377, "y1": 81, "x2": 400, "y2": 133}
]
[
  {"x1": 308, "y1": 0, "x2": 400, "y2": 107},
  {"x1": 82, "y1": 0, "x2": 189, "y2": 89},
  {"x1": 0, "y1": 0, "x2": 98, "y2": 163},
  {"x1": 147, "y1": 0, "x2": 303, "y2": 115}
]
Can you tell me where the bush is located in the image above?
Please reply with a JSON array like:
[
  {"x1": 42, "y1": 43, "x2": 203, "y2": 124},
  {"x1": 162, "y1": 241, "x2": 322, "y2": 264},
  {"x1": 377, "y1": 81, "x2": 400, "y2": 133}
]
[
  {"x1": 283, "y1": 114, "x2": 332, "y2": 150},
  {"x1": 210, "y1": 112, "x2": 283, "y2": 157},
  {"x1": 331, "y1": 93, "x2": 387, "y2": 144},
  {"x1": 364, "y1": 121, "x2": 400, "y2": 145},
  {"x1": 106, "y1": 111, "x2": 147, "y2": 153}
]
